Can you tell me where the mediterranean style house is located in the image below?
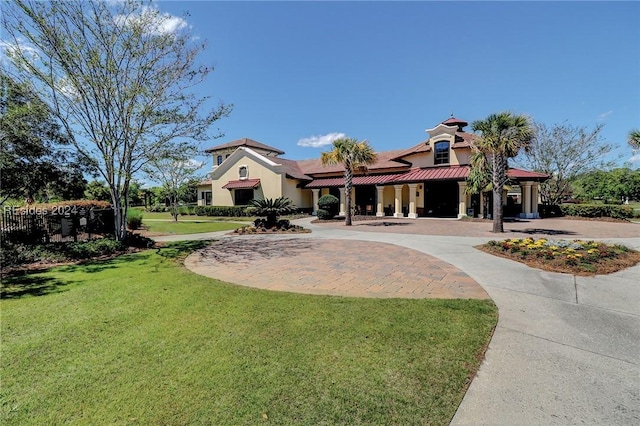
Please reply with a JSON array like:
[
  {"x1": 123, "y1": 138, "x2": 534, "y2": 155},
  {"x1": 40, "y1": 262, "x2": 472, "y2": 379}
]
[{"x1": 197, "y1": 117, "x2": 547, "y2": 219}]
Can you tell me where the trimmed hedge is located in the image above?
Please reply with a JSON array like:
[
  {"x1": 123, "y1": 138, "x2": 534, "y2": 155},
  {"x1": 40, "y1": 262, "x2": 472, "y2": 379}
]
[
  {"x1": 318, "y1": 194, "x2": 339, "y2": 219},
  {"x1": 560, "y1": 204, "x2": 634, "y2": 220},
  {"x1": 193, "y1": 205, "x2": 251, "y2": 217},
  {"x1": 316, "y1": 208, "x2": 333, "y2": 220},
  {"x1": 126, "y1": 209, "x2": 143, "y2": 230},
  {"x1": 538, "y1": 204, "x2": 563, "y2": 218}
]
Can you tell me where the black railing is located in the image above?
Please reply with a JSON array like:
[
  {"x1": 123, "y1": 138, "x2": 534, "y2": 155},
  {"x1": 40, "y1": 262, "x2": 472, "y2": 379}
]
[{"x1": 1, "y1": 207, "x2": 114, "y2": 244}]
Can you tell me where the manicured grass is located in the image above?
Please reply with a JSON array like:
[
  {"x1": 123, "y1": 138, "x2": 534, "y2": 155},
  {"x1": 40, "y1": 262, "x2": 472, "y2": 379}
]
[
  {"x1": 136, "y1": 210, "x2": 253, "y2": 221},
  {"x1": 1, "y1": 244, "x2": 497, "y2": 425},
  {"x1": 141, "y1": 219, "x2": 243, "y2": 234}
]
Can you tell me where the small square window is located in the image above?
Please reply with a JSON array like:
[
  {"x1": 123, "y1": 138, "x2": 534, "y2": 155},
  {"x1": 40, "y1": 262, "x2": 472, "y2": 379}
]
[{"x1": 239, "y1": 165, "x2": 248, "y2": 179}]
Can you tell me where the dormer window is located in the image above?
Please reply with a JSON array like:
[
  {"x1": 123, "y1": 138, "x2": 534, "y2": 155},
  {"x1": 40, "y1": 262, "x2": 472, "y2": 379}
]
[
  {"x1": 217, "y1": 155, "x2": 223, "y2": 166},
  {"x1": 239, "y1": 165, "x2": 248, "y2": 180},
  {"x1": 434, "y1": 141, "x2": 450, "y2": 165}
]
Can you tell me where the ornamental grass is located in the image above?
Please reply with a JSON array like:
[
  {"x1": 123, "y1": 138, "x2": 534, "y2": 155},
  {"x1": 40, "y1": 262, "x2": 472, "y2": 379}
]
[{"x1": 480, "y1": 237, "x2": 640, "y2": 276}]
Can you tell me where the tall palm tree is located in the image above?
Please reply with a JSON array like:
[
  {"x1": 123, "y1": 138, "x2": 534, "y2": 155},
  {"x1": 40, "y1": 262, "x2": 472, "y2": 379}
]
[
  {"x1": 321, "y1": 138, "x2": 377, "y2": 226},
  {"x1": 472, "y1": 112, "x2": 533, "y2": 233},
  {"x1": 629, "y1": 129, "x2": 640, "y2": 151}
]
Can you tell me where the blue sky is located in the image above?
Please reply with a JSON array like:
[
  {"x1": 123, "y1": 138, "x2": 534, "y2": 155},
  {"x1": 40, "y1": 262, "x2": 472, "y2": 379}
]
[
  {"x1": 156, "y1": 1, "x2": 639, "y2": 167},
  {"x1": 11, "y1": 1, "x2": 637, "y2": 171}
]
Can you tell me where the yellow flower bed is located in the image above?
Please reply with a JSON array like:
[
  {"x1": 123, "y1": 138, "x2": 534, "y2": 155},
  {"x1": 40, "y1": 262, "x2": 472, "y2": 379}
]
[{"x1": 482, "y1": 237, "x2": 640, "y2": 275}]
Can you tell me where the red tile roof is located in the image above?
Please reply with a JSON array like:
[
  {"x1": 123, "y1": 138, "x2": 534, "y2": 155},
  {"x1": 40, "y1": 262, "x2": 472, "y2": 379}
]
[
  {"x1": 296, "y1": 149, "x2": 410, "y2": 175},
  {"x1": 222, "y1": 179, "x2": 261, "y2": 190},
  {"x1": 391, "y1": 140, "x2": 432, "y2": 160},
  {"x1": 452, "y1": 132, "x2": 475, "y2": 149},
  {"x1": 442, "y1": 117, "x2": 468, "y2": 127},
  {"x1": 275, "y1": 157, "x2": 312, "y2": 180},
  {"x1": 205, "y1": 138, "x2": 285, "y2": 155},
  {"x1": 507, "y1": 168, "x2": 548, "y2": 179}
]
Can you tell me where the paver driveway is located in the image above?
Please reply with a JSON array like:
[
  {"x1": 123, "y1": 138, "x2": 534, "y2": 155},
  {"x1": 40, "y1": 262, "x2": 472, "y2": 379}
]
[{"x1": 185, "y1": 237, "x2": 489, "y2": 299}]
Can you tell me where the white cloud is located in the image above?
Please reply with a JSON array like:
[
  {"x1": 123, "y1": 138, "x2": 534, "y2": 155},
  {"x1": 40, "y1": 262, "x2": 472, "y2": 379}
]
[
  {"x1": 628, "y1": 154, "x2": 640, "y2": 163},
  {"x1": 114, "y1": 6, "x2": 189, "y2": 36},
  {"x1": 597, "y1": 110, "x2": 613, "y2": 120},
  {"x1": 297, "y1": 132, "x2": 346, "y2": 148},
  {"x1": 0, "y1": 38, "x2": 40, "y2": 61},
  {"x1": 185, "y1": 158, "x2": 204, "y2": 169}
]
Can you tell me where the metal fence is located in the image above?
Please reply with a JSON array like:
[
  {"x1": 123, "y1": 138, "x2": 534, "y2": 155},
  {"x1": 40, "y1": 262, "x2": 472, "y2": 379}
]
[{"x1": 1, "y1": 207, "x2": 114, "y2": 244}]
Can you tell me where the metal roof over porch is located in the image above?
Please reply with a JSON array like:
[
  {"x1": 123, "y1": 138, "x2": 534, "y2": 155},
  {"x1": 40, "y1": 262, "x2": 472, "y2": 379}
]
[
  {"x1": 304, "y1": 174, "x2": 403, "y2": 189},
  {"x1": 303, "y1": 166, "x2": 547, "y2": 189}
]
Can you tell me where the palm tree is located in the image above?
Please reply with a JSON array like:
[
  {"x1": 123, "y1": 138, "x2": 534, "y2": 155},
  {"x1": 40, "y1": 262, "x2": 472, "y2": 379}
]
[
  {"x1": 321, "y1": 138, "x2": 377, "y2": 226},
  {"x1": 248, "y1": 197, "x2": 297, "y2": 228},
  {"x1": 629, "y1": 129, "x2": 640, "y2": 151},
  {"x1": 471, "y1": 112, "x2": 533, "y2": 233}
]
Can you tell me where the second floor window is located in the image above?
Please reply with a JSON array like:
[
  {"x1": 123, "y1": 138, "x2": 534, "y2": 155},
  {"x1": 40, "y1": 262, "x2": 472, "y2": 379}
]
[
  {"x1": 217, "y1": 155, "x2": 223, "y2": 165},
  {"x1": 434, "y1": 141, "x2": 450, "y2": 165}
]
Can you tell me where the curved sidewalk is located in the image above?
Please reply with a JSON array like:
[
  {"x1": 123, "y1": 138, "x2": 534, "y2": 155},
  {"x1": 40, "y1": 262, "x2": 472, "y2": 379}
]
[{"x1": 161, "y1": 217, "x2": 640, "y2": 425}]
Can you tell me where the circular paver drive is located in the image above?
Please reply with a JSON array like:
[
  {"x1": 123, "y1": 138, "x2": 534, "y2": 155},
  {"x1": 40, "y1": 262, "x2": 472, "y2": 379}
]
[{"x1": 184, "y1": 237, "x2": 489, "y2": 299}]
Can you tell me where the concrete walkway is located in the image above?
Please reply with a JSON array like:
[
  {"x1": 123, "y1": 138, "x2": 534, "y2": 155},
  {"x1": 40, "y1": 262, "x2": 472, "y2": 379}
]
[{"x1": 155, "y1": 217, "x2": 640, "y2": 425}]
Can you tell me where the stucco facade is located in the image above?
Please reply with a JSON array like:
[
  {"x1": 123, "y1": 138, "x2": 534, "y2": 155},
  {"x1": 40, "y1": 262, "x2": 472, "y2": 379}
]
[{"x1": 197, "y1": 118, "x2": 547, "y2": 218}]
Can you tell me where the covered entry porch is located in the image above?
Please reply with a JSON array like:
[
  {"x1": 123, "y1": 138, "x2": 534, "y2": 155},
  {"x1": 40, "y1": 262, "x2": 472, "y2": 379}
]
[{"x1": 305, "y1": 169, "x2": 545, "y2": 219}]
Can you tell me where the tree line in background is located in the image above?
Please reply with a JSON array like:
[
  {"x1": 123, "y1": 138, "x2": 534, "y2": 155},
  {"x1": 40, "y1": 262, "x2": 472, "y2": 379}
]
[{"x1": 84, "y1": 179, "x2": 200, "y2": 210}]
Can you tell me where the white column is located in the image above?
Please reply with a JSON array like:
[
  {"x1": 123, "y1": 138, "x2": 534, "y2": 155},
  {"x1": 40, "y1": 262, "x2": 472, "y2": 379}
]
[
  {"x1": 457, "y1": 181, "x2": 467, "y2": 219},
  {"x1": 376, "y1": 186, "x2": 384, "y2": 217},
  {"x1": 393, "y1": 185, "x2": 404, "y2": 218},
  {"x1": 311, "y1": 189, "x2": 320, "y2": 216},
  {"x1": 338, "y1": 187, "x2": 346, "y2": 216},
  {"x1": 531, "y1": 183, "x2": 539, "y2": 218},
  {"x1": 408, "y1": 184, "x2": 418, "y2": 218},
  {"x1": 521, "y1": 182, "x2": 532, "y2": 218}
]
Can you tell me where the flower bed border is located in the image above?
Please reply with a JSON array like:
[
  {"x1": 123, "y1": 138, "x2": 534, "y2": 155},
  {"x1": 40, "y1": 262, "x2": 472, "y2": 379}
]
[{"x1": 478, "y1": 237, "x2": 640, "y2": 276}]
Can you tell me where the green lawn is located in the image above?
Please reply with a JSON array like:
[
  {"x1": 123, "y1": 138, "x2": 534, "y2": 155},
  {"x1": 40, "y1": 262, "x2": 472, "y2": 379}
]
[
  {"x1": 141, "y1": 219, "x2": 243, "y2": 234},
  {"x1": 134, "y1": 209, "x2": 253, "y2": 222},
  {"x1": 1, "y1": 244, "x2": 497, "y2": 425}
]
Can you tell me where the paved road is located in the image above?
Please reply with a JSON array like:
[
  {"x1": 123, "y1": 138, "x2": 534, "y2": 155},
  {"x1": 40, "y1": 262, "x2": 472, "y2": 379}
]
[{"x1": 155, "y1": 217, "x2": 640, "y2": 425}]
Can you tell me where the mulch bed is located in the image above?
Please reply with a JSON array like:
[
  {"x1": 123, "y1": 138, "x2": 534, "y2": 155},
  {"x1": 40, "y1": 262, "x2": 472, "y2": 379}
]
[{"x1": 477, "y1": 244, "x2": 640, "y2": 276}]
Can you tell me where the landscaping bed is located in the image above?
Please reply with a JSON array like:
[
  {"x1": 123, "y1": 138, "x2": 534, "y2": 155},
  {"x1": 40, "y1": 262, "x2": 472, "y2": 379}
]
[{"x1": 479, "y1": 237, "x2": 640, "y2": 276}]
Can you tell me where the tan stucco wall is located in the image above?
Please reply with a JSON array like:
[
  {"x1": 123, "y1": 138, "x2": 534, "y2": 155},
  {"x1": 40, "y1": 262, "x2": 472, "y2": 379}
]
[
  {"x1": 401, "y1": 134, "x2": 469, "y2": 168},
  {"x1": 282, "y1": 178, "x2": 312, "y2": 208},
  {"x1": 212, "y1": 155, "x2": 282, "y2": 205},
  {"x1": 452, "y1": 149, "x2": 471, "y2": 166},
  {"x1": 383, "y1": 186, "x2": 395, "y2": 212}
]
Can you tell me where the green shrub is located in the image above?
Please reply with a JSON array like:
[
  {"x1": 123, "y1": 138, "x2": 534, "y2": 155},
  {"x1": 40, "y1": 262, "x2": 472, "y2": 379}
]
[
  {"x1": 538, "y1": 204, "x2": 563, "y2": 218},
  {"x1": 560, "y1": 204, "x2": 633, "y2": 220},
  {"x1": 1, "y1": 238, "x2": 127, "y2": 268},
  {"x1": 147, "y1": 204, "x2": 168, "y2": 212},
  {"x1": 194, "y1": 205, "x2": 251, "y2": 217},
  {"x1": 316, "y1": 208, "x2": 334, "y2": 220},
  {"x1": 177, "y1": 206, "x2": 191, "y2": 216},
  {"x1": 126, "y1": 209, "x2": 143, "y2": 230},
  {"x1": 318, "y1": 194, "x2": 339, "y2": 219},
  {"x1": 248, "y1": 198, "x2": 297, "y2": 228}
]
